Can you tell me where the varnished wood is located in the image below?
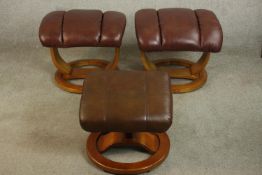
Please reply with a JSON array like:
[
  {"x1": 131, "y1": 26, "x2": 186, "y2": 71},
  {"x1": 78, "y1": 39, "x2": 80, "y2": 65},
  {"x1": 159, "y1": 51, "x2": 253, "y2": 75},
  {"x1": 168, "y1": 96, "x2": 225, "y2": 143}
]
[
  {"x1": 140, "y1": 52, "x2": 157, "y2": 70},
  {"x1": 50, "y1": 48, "x2": 72, "y2": 74},
  {"x1": 191, "y1": 52, "x2": 210, "y2": 75},
  {"x1": 86, "y1": 132, "x2": 170, "y2": 175},
  {"x1": 49, "y1": 48, "x2": 120, "y2": 93},
  {"x1": 141, "y1": 51, "x2": 210, "y2": 93},
  {"x1": 170, "y1": 70, "x2": 207, "y2": 93},
  {"x1": 96, "y1": 132, "x2": 159, "y2": 153},
  {"x1": 105, "y1": 47, "x2": 120, "y2": 70}
]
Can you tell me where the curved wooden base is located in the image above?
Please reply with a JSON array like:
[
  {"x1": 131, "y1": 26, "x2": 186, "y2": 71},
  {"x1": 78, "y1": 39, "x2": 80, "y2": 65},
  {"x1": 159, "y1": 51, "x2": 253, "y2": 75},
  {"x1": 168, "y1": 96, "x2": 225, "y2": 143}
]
[
  {"x1": 153, "y1": 59, "x2": 207, "y2": 93},
  {"x1": 140, "y1": 52, "x2": 210, "y2": 93},
  {"x1": 50, "y1": 48, "x2": 120, "y2": 94},
  {"x1": 55, "y1": 59, "x2": 111, "y2": 93},
  {"x1": 86, "y1": 132, "x2": 170, "y2": 175}
]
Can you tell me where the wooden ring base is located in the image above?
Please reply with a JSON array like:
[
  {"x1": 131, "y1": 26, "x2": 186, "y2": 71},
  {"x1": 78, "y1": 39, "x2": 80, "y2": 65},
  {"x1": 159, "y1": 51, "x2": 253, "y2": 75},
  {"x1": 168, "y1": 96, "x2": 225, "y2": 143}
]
[
  {"x1": 140, "y1": 52, "x2": 210, "y2": 93},
  {"x1": 86, "y1": 132, "x2": 170, "y2": 175},
  {"x1": 54, "y1": 59, "x2": 111, "y2": 93},
  {"x1": 50, "y1": 48, "x2": 120, "y2": 94},
  {"x1": 153, "y1": 59, "x2": 207, "y2": 93}
]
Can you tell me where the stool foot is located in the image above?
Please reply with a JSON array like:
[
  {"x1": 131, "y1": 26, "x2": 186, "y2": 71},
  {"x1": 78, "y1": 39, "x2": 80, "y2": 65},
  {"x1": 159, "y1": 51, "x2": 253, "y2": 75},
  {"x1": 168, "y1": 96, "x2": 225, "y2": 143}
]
[
  {"x1": 86, "y1": 132, "x2": 170, "y2": 175},
  {"x1": 153, "y1": 58, "x2": 208, "y2": 93},
  {"x1": 54, "y1": 59, "x2": 111, "y2": 93},
  {"x1": 141, "y1": 52, "x2": 210, "y2": 93},
  {"x1": 50, "y1": 48, "x2": 120, "y2": 94}
]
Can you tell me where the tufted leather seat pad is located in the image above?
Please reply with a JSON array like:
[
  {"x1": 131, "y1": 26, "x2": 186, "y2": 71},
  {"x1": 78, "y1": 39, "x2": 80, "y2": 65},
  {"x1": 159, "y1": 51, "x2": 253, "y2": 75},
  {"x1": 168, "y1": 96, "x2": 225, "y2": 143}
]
[
  {"x1": 39, "y1": 10, "x2": 126, "y2": 47},
  {"x1": 135, "y1": 8, "x2": 223, "y2": 52},
  {"x1": 79, "y1": 71, "x2": 173, "y2": 132}
]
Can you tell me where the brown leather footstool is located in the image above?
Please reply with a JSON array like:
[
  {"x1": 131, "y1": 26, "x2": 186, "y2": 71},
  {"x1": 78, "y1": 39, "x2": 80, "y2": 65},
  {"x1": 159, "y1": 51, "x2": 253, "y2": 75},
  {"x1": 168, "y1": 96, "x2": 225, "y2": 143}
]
[
  {"x1": 135, "y1": 8, "x2": 223, "y2": 93},
  {"x1": 79, "y1": 71, "x2": 172, "y2": 174},
  {"x1": 39, "y1": 10, "x2": 126, "y2": 93}
]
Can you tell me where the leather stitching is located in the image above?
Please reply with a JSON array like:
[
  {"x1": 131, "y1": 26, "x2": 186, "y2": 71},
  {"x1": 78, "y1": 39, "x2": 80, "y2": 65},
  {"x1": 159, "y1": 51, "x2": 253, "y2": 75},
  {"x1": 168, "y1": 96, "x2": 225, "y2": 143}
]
[
  {"x1": 156, "y1": 10, "x2": 163, "y2": 47},
  {"x1": 144, "y1": 72, "x2": 148, "y2": 131},
  {"x1": 98, "y1": 13, "x2": 104, "y2": 44},
  {"x1": 194, "y1": 10, "x2": 202, "y2": 48},
  {"x1": 61, "y1": 11, "x2": 65, "y2": 46},
  {"x1": 104, "y1": 72, "x2": 109, "y2": 131}
]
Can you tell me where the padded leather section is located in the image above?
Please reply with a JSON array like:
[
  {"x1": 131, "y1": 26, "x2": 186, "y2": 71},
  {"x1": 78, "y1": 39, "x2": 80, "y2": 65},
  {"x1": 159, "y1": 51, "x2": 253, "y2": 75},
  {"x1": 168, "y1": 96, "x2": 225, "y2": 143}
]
[
  {"x1": 135, "y1": 8, "x2": 223, "y2": 52},
  {"x1": 39, "y1": 11, "x2": 65, "y2": 47},
  {"x1": 63, "y1": 10, "x2": 102, "y2": 47},
  {"x1": 79, "y1": 71, "x2": 172, "y2": 133},
  {"x1": 39, "y1": 10, "x2": 126, "y2": 47},
  {"x1": 159, "y1": 8, "x2": 200, "y2": 51},
  {"x1": 135, "y1": 9, "x2": 161, "y2": 51},
  {"x1": 100, "y1": 11, "x2": 126, "y2": 47},
  {"x1": 195, "y1": 9, "x2": 223, "y2": 52}
]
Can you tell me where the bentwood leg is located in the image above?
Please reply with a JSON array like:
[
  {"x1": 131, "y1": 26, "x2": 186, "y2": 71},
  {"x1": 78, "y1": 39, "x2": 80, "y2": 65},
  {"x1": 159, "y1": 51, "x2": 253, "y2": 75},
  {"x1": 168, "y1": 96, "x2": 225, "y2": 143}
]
[
  {"x1": 50, "y1": 48, "x2": 120, "y2": 93},
  {"x1": 140, "y1": 52, "x2": 211, "y2": 93}
]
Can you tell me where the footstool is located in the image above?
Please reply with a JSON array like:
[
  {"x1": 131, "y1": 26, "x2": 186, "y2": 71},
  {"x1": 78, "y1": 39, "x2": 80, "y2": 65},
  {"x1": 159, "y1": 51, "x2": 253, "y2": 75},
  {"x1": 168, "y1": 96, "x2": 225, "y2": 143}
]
[
  {"x1": 135, "y1": 8, "x2": 223, "y2": 93},
  {"x1": 79, "y1": 71, "x2": 172, "y2": 174},
  {"x1": 39, "y1": 10, "x2": 126, "y2": 93}
]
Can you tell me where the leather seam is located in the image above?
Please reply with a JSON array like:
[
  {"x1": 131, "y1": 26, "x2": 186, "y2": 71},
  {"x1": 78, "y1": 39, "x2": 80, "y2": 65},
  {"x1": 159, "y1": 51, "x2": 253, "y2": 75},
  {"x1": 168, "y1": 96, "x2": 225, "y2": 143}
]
[
  {"x1": 156, "y1": 10, "x2": 163, "y2": 47},
  {"x1": 144, "y1": 72, "x2": 148, "y2": 131},
  {"x1": 104, "y1": 73, "x2": 109, "y2": 131},
  {"x1": 61, "y1": 11, "x2": 65, "y2": 46},
  {"x1": 194, "y1": 10, "x2": 202, "y2": 48},
  {"x1": 98, "y1": 13, "x2": 104, "y2": 45}
]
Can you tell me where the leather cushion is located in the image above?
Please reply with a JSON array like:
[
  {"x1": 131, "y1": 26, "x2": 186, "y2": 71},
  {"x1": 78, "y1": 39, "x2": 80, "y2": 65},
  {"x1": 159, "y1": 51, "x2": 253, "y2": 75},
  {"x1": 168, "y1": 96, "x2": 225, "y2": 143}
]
[
  {"x1": 39, "y1": 10, "x2": 126, "y2": 47},
  {"x1": 135, "y1": 8, "x2": 223, "y2": 52},
  {"x1": 79, "y1": 71, "x2": 173, "y2": 133}
]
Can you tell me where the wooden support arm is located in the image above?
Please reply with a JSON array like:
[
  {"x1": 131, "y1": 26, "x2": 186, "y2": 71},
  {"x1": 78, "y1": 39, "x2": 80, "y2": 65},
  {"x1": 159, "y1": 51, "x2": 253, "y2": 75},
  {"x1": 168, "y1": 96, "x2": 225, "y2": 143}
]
[
  {"x1": 140, "y1": 52, "x2": 157, "y2": 70},
  {"x1": 190, "y1": 52, "x2": 210, "y2": 75},
  {"x1": 105, "y1": 48, "x2": 120, "y2": 70},
  {"x1": 50, "y1": 48, "x2": 72, "y2": 74}
]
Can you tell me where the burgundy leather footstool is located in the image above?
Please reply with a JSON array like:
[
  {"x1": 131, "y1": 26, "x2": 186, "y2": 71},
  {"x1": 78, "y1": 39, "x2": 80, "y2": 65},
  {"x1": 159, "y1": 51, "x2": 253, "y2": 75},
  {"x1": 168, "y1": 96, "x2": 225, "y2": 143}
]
[
  {"x1": 39, "y1": 10, "x2": 126, "y2": 93},
  {"x1": 135, "y1": 8, "x2": 223, "y2": 93},
  {"x1": 79, "y1": 71, "x2": 172, "y2": 174}
]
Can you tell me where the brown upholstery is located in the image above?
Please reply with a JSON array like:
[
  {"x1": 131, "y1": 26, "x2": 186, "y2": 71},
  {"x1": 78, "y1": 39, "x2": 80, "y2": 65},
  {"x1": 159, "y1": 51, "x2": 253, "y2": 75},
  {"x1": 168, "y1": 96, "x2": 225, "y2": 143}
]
[
  {"x1": 135, "y1": 8, "x2": 223, "y2": 52},
  {"x1": 79, "y1": 71, "x2": 173, "y2": 132},
  {"x1": 39, "y1": 10, "x2": 126, "y2": 48}
]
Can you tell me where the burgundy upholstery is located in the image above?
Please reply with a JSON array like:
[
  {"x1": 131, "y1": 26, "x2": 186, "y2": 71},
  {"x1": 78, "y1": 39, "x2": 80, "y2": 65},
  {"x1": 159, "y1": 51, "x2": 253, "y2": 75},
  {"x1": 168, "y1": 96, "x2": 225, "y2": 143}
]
[
  {"x1": 79, "y1": 71, "x2": 173, "y2": 133},
  {"x1": 135, "y1": 8, "x2": 223, "y2": 52},
  {"x1": 39, "y1": 10, "x2": 126, "y2": 48}
]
